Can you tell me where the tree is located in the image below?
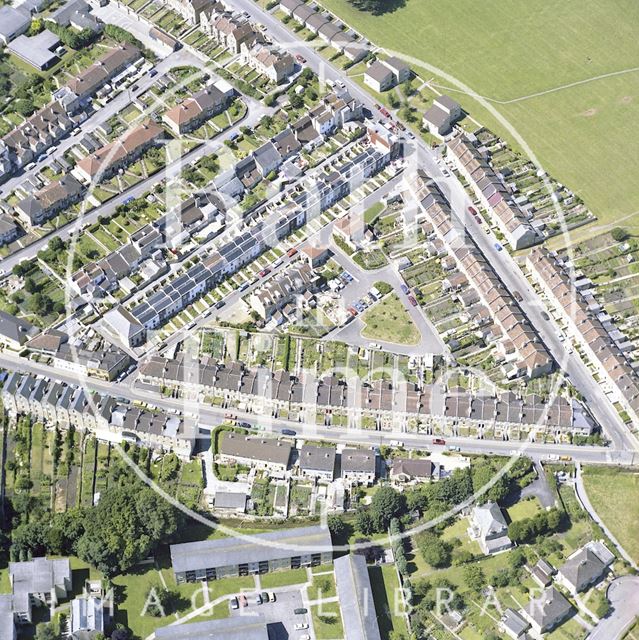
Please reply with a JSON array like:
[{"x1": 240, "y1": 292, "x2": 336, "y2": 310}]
[
  {"x1": 417, "y1": 532, "x2": 451, "y2": 568},
  {"x1": 289, "y1": 93, "x2": 304, "y2": 109},
  {"x1": 355, "y1": 508, "x2": 375, "y2": 536},
  {"x1": 35, "y1": 623, "x2": 58, "y2": 640},
  {"x1": 75, "y1": 483, "x2": 180, "y2": 576},
  {"x1": 28, "y1": 292, "x2": 53, "y2": 315},
  {"x1": 327, "y1": 515, "x2": 349, "y2": 543},
  {"x1": 370, "y1": 486, "x2": 406, "y2": 532},
  {"x1": 463, "y1": 564, "x2": 486, "y2": 593},
  {"x1": 24, "y1": 276, "x2": 39, "y2": 294},
  {"x1": 611, "y1": 227, "x2": 628, "y2": 242},
  {"x1": 158, "y1": 453, "x2": 180, "y2": 482},
  {"x1": 347, "y1": 0, "x2": 392, "y2": 15},
  {"x1": 111, "y1": 626, "x2": 131, "y2": 640}
]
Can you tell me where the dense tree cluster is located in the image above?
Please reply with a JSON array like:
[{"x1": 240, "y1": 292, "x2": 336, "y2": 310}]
[{"x1": 508, "y1": 508, "x2": 563, "y2": 544}]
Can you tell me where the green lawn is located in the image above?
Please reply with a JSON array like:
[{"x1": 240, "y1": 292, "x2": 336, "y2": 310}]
[
  {"x1": 361, "y1": 293, "x2": 420, "y2": 345},
  {"x1": 307, "y1": 572, "x2": 336, "y2": 601},
  {"x1": 368, "y1": 565, "x2": 409, "y2": 640},
  {"x1": 311, "y1": 601, "x2": 344, "y2": 640},
  {"x1": 582, "y1": 466, "x2": 639, "y2": 563},
  {"x1": 259, "y1": 567, "x2": 308, "y2": 589},
  {"x1": 506, "y1": 496, "x2": 542, "y2": 522},
  {"x1": 320, "y1": 0, "x2": 639, "y2": 233}
]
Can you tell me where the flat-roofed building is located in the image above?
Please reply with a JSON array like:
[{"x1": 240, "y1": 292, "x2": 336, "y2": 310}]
[
  {"x1": 9, "y1": 557, "x2": 71, "y2": 624},
  {"x1": 7, "y1": 30, "x2": 60, "y2": 70},
  {"x1": 170, "y1": 525, "x2": 332, "y2": 582},
  {"x1": 334, "y1": 554, "x2": 381, "y2": 640},
  {"x1": 156, "y1": 616, "x2": 269, "y2": 640}
]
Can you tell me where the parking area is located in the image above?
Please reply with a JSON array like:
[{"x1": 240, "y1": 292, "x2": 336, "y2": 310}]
[{"x1": 229, "y1": 588, "x2": 313, "y2": 640}]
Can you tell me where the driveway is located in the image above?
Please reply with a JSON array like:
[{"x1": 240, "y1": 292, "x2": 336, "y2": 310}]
[
  {"x1": 588, "y1": 576, "x2": 639, "y2": 640},
  {"x1": 520, "y1": 461, "x2": 556, "y2": 508}
]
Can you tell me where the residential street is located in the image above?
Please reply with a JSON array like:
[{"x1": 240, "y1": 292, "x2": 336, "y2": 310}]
[{"x1": 587, "y1": 576, "x2": 639, "y2": 640}]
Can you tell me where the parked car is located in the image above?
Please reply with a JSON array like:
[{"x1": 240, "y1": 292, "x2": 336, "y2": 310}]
[
  {"x1": 230, "y1": 597, "x2": 239, "y2": 610},
  {"x1": 494, "y1": 242, "x2": 503, "y2": 251},
  {"x1": 295, "y1": 54, "x2": 306, "y2": 64},
  {"x1": 400, "y1": 284, "x2": 409, "y2": 294},
  {"x1": 448, "y1": 445, "x2": 461, "y2": 452},
  {"x1": 149, "y1": 69, "x2": 158, "y2": 77},
  {"x1": 239, "y1": 595, "x2": 247, "y2": 607},
  {"x1": 259, "y1": 268, "x2": 271, "y2": 278},
  {"x1": 432, "y1": 438, "x2": 446, "y2": 445},
  {"x1": 541, "y1": 311, "x2": 550, "y2": 321},
  {"x1": 273, "y1": 258, "x2": 283, "y2": 268},
  {"x1": 287, "y1": 247, "x2": 298, "y2": 257},
  {"x1": 294, "y1": 608, "x2": 308, "y2": 615},
  {"x1": 380, "y1": 107, "x2": 391, "y2": 118},
  {"x1": 347, "y1": 306, "x2": 358, "y2": 316},
  {"x1": 294, "y1": 623, "x2": 309, "y2": 630},
  {"x1": 268, "y1": 592, "x2": 276, "y2": 602},
  {"x1": 281, "y1": 429, "x2": 297, "y2": 436},
  {"x1": 468, "y1": 206, "x2": 478, "y2": 216},
  {"x1": 255, "y1": 594, "x2": 262, "y2": 605},
  {"x1": 261, "y1": 592, "x2": 269, "y2": 603},
  {"x1": 513, "y1": 290, "x2": 523, "y2": 302},
  {"x1": 408, "y1": 295, "x2": 418, "y2": 307},
  {"x1": 214, "y1": 299, "x2": 226, "y2": 309},
  {"x1": 239, "y1": 282, "x2": 249, "y2": 292}
]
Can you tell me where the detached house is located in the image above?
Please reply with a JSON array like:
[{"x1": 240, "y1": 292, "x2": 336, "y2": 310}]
[
  {"x1": 240, "y1": 42, "x2": 295, "y2": 84},
  {"x1": 163, "y1": 81, "x2": 231, "y2": 135},
  {"x1": 469, "y1": 502, "x2": 512, "y2": 555}
]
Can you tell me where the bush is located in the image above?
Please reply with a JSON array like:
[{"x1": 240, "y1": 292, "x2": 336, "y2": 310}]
[{"x1": 611, "y1": 227, "x2": 628, "y2": 242}]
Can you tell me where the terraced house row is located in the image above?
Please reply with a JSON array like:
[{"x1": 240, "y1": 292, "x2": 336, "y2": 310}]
[
  {"x1": 410, "y1": 169, "x2": 553, "y2": 380},
  {"x1": 139, "y1": 353, "x2": 595, "y2": 436},
  {"x1": 0, "y1": 44, "x2": 141, "y2": 180},
  {"x1": 527, "y1": 246, "x2": 639, "y2": 425},
  {"x1": 1, "y1": 371, "x2": 194, "y2": 458},
  {"x1": 447, "y1": 134, "x2": 538, "y2": 250}
]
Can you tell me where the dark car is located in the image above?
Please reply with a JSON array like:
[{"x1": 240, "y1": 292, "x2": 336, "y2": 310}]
[
  {"x1": 281, "y1": 429, "x2": 297, "y2": 436},
  {"x1": 259, "y1": 268, "x2": 271, "y2": 278},
  {"x1": 294, "y1": 608, "x2": 308, "y2": 615},
  {"x1": 261, "y1": 591, "x2": 269, "y2": 603},
  {"x1": 513, "y1": 290, "x2": 523, "y2": 302},
  {"x1": 408, "y1": 295, "x2": 418, "y2": 307},
  {"x1": 541, "y1": 311, "x2": 550, "y2": 321},
  {"x1": 214, "y1": 299, "x2": 226, "y2": 309},
  {"x1": 295, "y1": 54, "x2": 306, "y2": 64},
  {"x1": 149, "y1": 69, "x2": 158, "y2": 77},
  {"x1": 380, "y1": 107, "x2": 391, "y2": 118},
  {"x1": 468, "y1": 206, "x2": 478, "y2": 216}
]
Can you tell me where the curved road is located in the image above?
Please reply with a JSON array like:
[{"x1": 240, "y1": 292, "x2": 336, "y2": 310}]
[{"x1": 588, "y1": 576, "x2": 639, "y2": 640}]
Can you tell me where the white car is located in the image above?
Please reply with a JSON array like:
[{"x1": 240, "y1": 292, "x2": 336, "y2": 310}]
[
  {"x1": 294, "y1": 623, "x2": 309, "y2": 630},
  {"x1": 299, "y1": 635, "x2": 311, "y2": 640}
]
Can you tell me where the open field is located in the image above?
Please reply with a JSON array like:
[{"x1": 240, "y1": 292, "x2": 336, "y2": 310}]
[
  {"x1": 320, "y1": 0, "x2": 639, "y2": 232},
  {"x1": 361, "y1": 293, "x2": 420, "y2": 345},
  {"x1": 582, "y1": 466, "x2": 639, "y2": 564}
]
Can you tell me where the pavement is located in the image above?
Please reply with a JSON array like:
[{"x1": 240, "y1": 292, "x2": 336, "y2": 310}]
[
  {"x1": 0, "y1": 351, "x2": 634, "y2": 467},
  {"x1": 519, "y1": 461, "x2": 556, "y2": 509},
  {"x1": 587, "y1": 576, "x2": 639, "y2": 640},
  {"x1": 230, "y1": 0, "x2": 639, "y2": 454}
]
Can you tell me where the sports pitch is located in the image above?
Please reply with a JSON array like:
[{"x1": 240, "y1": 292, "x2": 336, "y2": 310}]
[{"x1": 320, "y1": 0, "x2": 639, "y2": 240}]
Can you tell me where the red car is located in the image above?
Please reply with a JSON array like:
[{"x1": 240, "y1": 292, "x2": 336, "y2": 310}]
[
  {"x1": 295, "y1": 54, "x2": 306, "y2": 64},
  {"x1": 432, "y1": 438, "x2": 446, "y2": 445},
  {"x1": 287, "y1": 247, "x2": 298, "y2": 257},
  {"x1": 407, "y1": 295, "x2": 418, "y2": 307},
  {"x1": 468, "y1": 206, "x2": 478, "y2": 216},
  {"x1": 380, "y1": 107, "x2": 391, "y2": 118},
  {"x1": 259, "y1": 268, "x2": 271, "y2": 278},
  {"x1": 347, "y1": 306, "x2": 358, "y2": 317},
  {"x1": 239, "y1": 595, "x2": 247, "y2": 607}
]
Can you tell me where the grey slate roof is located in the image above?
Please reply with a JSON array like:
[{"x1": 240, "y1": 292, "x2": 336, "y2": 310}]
[
  {"x1": 155, "y1": 616, "x2": 269, "y2": 640},
  {"x1": 559, "y1": 547, "x2": 607, "y2": 592},
  {"x1": 299, "y1": 444, "x2": 336, "y2": 474},
  {"x1": 0, "y1": 310, "x2": 38, "y2": 346},
  {"x1": 219, "y1": 432, "x2": 292, "y2": 467},
  {"x1": 170, "y1": 525, "x2": 332, "y2": 573},
  {"x1": 524, "y1": 586, "x2": 572, "y2": 632},
  {"x1": 334, "y1": 554, "x2": 381, "y2": 640}
]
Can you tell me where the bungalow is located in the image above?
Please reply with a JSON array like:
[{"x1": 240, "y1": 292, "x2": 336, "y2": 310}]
[
  {"x1": 390, "y1": 458, "x2": 435, "y2": 483},
  {"x1": 218, "y1": 432, "x2": 293, "y2": 472}
]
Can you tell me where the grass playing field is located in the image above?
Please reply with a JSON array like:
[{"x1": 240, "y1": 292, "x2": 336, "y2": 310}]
[{"x1": 319, "y1": 0, "x2": 639, "y2": 237}]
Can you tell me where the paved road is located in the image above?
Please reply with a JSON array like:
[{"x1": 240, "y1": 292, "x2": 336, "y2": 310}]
[
  {"x1": 1, "y1": 92, "x2": 269, "y2": 273},
  {"x1": 520, "y1": 460, "x2": 556, "y2": 508},
  {"x1": 588, "y1": 576, "x2": 639, "y2": 640},
  {"x1": 0, "y1": 351, "x2": 634, "y2": 466},
  {"x1": 232, "y1": 0, "x2": 638, "y2": 454}
]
